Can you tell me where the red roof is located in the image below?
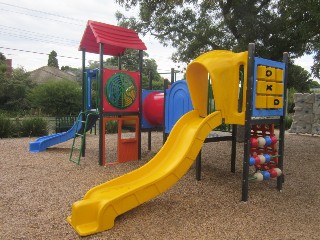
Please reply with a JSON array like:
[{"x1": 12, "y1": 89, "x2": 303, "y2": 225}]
[{"x1": 79, "y1": 20, "x2": 147, "y2": 56}]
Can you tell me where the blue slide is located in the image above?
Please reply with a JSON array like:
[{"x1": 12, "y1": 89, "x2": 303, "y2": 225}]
[{"x1": 29, "y1": 114, "x2": 98, "y2": 153}]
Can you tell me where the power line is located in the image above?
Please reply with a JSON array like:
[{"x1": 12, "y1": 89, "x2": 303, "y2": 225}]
[
  {"x1": 0, "y1": 2, "x2": 84, "y2": 23},
  {"x1": 0, "y1": 24, "x2": 78, "y2": 44},
  {"x1": 0, "y1": 31, "x2": 78, "y2": 47},
  {"x1": 0, "y1": 46, "x2": 80, "y2": 60},
  {"x1": 0, "y1": 8, "x2": 83, "y2": 27}
]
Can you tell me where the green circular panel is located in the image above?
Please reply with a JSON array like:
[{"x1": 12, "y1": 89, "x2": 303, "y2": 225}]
[{"x1": 105, "y1": 72, "x2": 137, "y2": 110}]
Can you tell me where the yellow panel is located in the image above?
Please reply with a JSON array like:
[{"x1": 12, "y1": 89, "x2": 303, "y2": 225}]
[
  {"x1": 257, "y1": 65, "x2": 266, "y2": 80},
  {"x1": 266, "y1": 96, "x2": 283, "y2": 108},
  {"x1": 256, "y1": 80, "x2": 266, "y2": 94},
  {"x1": 67, "y1": 111, "x2": 223, "y2": 236},
  {"x1": 256, "y1": 95, "x2": 267, "y2": 109},
  {"x1": 275, "y1": 68, "x2": 283, "y2": 82},
  {"x1": 265, "y1": 67, "x2": 276, "y2": 81},
  {"x1": 275, "y1": 83, "x2": 284, "y2": 95},
  {"x1": 273, "y1": 97, "x2": 283, "y2": 108},
  {"x1": 265, "y1": 82, "x2": 277, "y2": 95}
]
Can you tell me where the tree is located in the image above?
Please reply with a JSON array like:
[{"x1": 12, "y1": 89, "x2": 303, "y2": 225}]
[
  {"x1": 61, "y1": 66, "x2": 82, "y2": 83},
  {"x1": 48, "y1": 50, "x2": 59, "y2": 68},
  {"x1": 0, "y1": 52, "x2": 7, "y2": 78},
  {"x1": 89, "y1": 49, "x2": 164, "y2": 89},
  {"x1": 116, "y1": 0, "x2": 320, "y2": 91},
  {"x1": 28, "y1": 79, "x2": 82, "y2": 116},
  {"x1": 310, "y1": 80, "x2": 320, "y2": 89},
  {"x1": 287, "y1": 64, "x2": 313, "y2": 92},
  {"x1": 0, "y1": 66, "x2": 34, "y2": 112}
]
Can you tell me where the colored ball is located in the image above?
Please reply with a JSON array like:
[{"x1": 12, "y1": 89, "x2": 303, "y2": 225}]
[
  {"x1": 254, "y1": 156, "x2": 261, "y2": 165},
  {"x1": 269, "y1": 169, "x2": 278, "y2": 178},
  {"x1": 249, "y1": 157, "x2": 256, "y2": 166},
  {"x1": 250, "y1": 137, "x2": 258, "y2": 148},
  {"x1": 264, "y1": 136, "x2": 272, "y2": 146},
  {"x1": 253, "y1": 172, "x2": 264, "y2": 182},
  {"x1": 258, "y1": 154, "x2": 266, "y2": 164},
  {"x1": 257, "y1": 137, "x2": 266, "y2": 147},
  {"x1": 143, "y1": 92, "x2": 164, "y2": 126},
  {"x1": 262, "y1": 171, "x2": 271, "y2": 180},
  {"x1": 273, "y1": 168, "x2": 282, "y2": 176},
  {"x1": 271, "y1": 135, "x2": 278, "y2": 144},
  {"x1": 263, "y1": 154, "x2": 271, "y2": 163}
]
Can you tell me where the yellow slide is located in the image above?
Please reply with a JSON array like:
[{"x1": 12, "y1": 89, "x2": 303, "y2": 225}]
[{"x1": 67, "y1": 110, "x2": 222, "y2": 236}]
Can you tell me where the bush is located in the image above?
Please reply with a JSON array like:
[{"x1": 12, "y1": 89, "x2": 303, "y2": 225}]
[
  {"x1": 284, "y1": 115, "x2": 293, "y2": 130},
  {"x1": 28, "y1": 79, "x2": 82, "y2": 116},
  {"x1": 20, "y1": 117, "x2": 48, "y2": 137},
  {"x1": 105, "y1": 120, "x2": 118, "y2": 133},
  {"x1": 0, "y1": 114, "x2": 14, "y2": 138}
]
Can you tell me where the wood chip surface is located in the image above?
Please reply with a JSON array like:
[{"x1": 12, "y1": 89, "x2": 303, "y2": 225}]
[{"x1": 1, "y1": 132, "x2": 319, "y2": 239}]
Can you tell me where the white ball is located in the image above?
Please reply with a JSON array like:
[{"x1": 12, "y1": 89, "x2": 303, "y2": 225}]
[
  {"x1": 274, "y1": 168, "x2": 282, "y2": 176},
  {"x1": 253, "y1": 172, "x2": 264, "y2": 182},
  {"x1": 258, "y1": 154, "x2": 266, "y2": 164},
  {"x1": 257, "y1": 137, "x2": 266, "y2": 147}
]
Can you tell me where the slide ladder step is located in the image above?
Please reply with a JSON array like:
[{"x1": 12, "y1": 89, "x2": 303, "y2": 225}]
[
  {"x1": 69, "y1": 111, "x2": 99, "y2": 165},
  {"x1": 69, "y1": 112, "x2": 88, "y2": 165}
]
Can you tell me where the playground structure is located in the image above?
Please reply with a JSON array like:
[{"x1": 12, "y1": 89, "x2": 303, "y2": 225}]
[{"x1": 66, "y1": 19, "x2": 288, "y2": 235}]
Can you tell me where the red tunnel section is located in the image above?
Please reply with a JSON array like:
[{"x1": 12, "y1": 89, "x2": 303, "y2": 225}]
[{"x1": 143, "y1": 92, "x2": 164, "y2": 127}]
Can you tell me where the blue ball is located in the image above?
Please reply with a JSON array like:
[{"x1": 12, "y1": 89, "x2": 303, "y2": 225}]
[
  {"x1": 262, "y1": 171, "x2": 271, "y2": 180},
  {"x1": 263, "y1": 154, "x2": 271, "y2": 163},
  {"x1": 264, "y1": 136, "x2": 272, "y2": 146},
  {"x1": 249, "y1": 157, "x2": 256, "y2": 166}
]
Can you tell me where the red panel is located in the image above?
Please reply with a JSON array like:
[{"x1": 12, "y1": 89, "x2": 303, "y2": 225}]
[
  {"x1": 102, "y1": 69, "x2": 140, "y2": 113},
  {"x1": 79, "y1": 20, "x2": 147, "y2": 56}
]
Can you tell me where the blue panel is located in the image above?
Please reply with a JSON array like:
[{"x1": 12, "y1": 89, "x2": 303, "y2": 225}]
[
  {"x1": 252, "y1": 57, "x2": 286, "y2": 117},
  {"x1": 85, "y1": 69, "x2": 98, "y2": 110},
  {"x1": 165, "y1": 80, "x2": 193, "y2": 133}
]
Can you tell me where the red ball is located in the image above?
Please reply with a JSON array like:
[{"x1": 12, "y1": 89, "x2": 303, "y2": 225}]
[
  {"x1": 271, "y1": 135, "x2": 278, "y2": 144},
  {"x1": 254, "y1": 156, "x2": 261, "y2": 165},
  {"x1": 269, "y1": 169, "x2": 278, "y2": 178},
  {"x1": 250, "y1": 137, "x2": 259, "y2": 148}
]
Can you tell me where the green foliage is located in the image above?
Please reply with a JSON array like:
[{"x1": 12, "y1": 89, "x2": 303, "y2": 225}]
[
  {"x1": 0, "y1": 113, "x2": 14, "y2": 138},
  {"x1": 116, "y1": 0, "x2": 320, "y2": 83},
  {"x1": 0, "y1": 114, "x2": 48, "y2": 138},
  {"x1": 287, "y1": 88, "x2": 297, "y2": 113},
  {"x1": 0, "y1": 67, "x2": 34, "y2": 112},
  {"x1": 28, "y1": 79, "x2": 82, "y2": 116},
  {"x1": 61, "y1": 66, "x2": 82, "y2": 83},
  {"x1": 0, "y1": 52, "x2": 7, "y2": 75},
  {"x1": 20, "y1": 117, "x2": 48, "y2": 137},
  {"x1": 101, "y1": 49, "x2": 164, "y2": 89},
  {"x1": 288, "y1": 64, "x2": 313, "y2": 92},
  {"x1": 310, "y1": 80, "x2": 320, "y2": 89},
  {"x1": 48, "y1": 50, "x2": 59, "y2": 68},
  {"x1": 284, "y1": 115, "x2": 293, "y2": 130},
  {"x1": 105, "y1": 120, "x2": 118, "y2": 133}
]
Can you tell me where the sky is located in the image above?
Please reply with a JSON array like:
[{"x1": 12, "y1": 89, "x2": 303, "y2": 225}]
[
  {"x1": 0, "y1": 0, "x2": 183, "y2": 77},
  {"x1": 0, "y1": 0, "x2": 315, "y2": 80}
]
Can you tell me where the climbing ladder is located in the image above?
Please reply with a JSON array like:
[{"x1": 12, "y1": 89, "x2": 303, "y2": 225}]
[{"x1": 69, "y1": 112, "x2": 98, "y2": 165}]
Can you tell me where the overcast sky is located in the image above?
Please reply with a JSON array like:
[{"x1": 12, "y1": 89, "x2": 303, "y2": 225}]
[
  {"x1": 0, "y1": 0, "x2": 315, "y2": 80},
  {"x1": 0, "y1": 0, "x2": 183, "y2": 76}
]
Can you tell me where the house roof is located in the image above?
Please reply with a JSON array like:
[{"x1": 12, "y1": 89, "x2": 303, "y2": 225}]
[
  {"x1": 29, "y1": 66, "x2": 76, "y2": 84},
  {"x1": 79, "y1": 20, "x2": 147, "y2": 56}
]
